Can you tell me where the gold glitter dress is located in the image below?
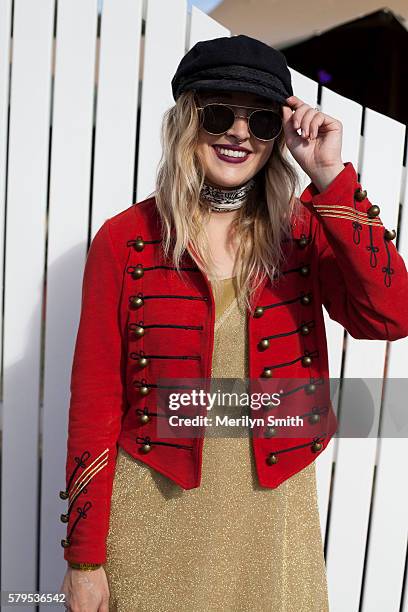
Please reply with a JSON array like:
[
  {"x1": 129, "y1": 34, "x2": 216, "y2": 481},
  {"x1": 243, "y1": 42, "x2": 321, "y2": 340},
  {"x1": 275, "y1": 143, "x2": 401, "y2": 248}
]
[{"x1": 103, "y1": 278, "x2": 330, "y2": 612}]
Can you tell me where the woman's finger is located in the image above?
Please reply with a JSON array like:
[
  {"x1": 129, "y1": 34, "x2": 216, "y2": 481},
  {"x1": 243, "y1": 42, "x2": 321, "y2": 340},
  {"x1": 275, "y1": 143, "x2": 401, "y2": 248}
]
[
  {"x1": 308, "y1": 112, "x2": 325, "y2": 139},
  {"x1": 300, "y1": 108, "x2": 321, "y2": 138},
  {"x1": 285, "y1": 96, "x2": 312, "y2": 129}
]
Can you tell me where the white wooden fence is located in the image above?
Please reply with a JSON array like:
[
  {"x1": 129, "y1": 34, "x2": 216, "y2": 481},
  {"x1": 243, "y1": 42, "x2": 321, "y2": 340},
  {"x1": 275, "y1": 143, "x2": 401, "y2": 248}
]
[{"x1": 0, "y1": 1, "x2": 407, "y2": 610}]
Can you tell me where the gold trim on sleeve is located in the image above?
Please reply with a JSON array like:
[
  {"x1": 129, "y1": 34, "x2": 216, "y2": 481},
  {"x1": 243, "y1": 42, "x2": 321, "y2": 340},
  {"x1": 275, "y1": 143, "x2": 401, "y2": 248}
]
[
  {"x1": 313, "y1": 204, "x2": 379, "y2": 217},
  {"x1": 68, "y1": 448, "x2": 109, "y2": 500},
  {"x1": 312, "y1": 209, "x2": 383, "y2": 226}
]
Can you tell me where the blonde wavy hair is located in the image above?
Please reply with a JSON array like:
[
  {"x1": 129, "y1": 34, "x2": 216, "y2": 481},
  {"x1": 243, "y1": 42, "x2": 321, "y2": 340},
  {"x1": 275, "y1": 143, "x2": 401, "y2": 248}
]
[{"x1": 154, "y1": 89, "x2": 302, "y2": 312}]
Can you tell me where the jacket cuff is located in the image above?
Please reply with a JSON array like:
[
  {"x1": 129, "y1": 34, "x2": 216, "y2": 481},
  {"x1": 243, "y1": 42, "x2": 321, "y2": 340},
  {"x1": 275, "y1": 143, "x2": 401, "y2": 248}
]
[
  {"x1": 299, "y1": 161, "x2": 385, "y2": 232},
  {"x1": 300, "y1": 161, "x2": 358, "y2": 206}
]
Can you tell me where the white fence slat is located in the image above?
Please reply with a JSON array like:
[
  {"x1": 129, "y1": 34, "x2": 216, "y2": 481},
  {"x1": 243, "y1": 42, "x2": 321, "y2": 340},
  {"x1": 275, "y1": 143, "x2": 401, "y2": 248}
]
[
  {"x1": 328, "y1": 438, "x2": 377, "y2": 611},
  {"x1": 361, "y1": 109, "x2": 405, "y2": 231},
  {"x1": 189, "y1": 5, "x2": 230, "y2": 49},
  {"x1": 326, "y1": 108, "x2": 406, "y2": 612},
  {"x1": 1, "y1": 0, "x2": 55, "y2": 603},
  {"x1": 39, "y1": 0, "x2": 99, "y2": 601},
  {"x1": 0, "y1": 0, "x2": 12, "y2": 387},
  {"x1": 91, "y1": 0, "x2": 143, "y2": 233},
  {"x1": 361, "y1": 115, "x2": 408, "y2": 612},
  {"x1": 362, "y1": 440, "x2": 408, "y2": 611},
  {"x1": 136, "y1": 0, "x2": 188, "y2": 202}
]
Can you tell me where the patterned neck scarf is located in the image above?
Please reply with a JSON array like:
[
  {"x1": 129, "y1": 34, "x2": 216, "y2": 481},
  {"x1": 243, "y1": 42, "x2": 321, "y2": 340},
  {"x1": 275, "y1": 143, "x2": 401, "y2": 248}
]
[{"x1": 200, "y1": 177, "x2": 256, "y2": 212}]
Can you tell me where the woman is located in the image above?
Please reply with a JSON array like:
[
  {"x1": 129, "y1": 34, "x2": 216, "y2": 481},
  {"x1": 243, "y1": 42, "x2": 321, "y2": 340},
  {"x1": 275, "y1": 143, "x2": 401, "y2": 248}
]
[{"x1": 59, "y1": 35, "x2": 408, "y2": 611}]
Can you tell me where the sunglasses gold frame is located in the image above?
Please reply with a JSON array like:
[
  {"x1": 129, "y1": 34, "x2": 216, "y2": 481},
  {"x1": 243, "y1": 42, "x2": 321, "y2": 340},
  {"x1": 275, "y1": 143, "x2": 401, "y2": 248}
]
[{"x1": 195, "y1": 101, "x2": 283, "y2": 142}]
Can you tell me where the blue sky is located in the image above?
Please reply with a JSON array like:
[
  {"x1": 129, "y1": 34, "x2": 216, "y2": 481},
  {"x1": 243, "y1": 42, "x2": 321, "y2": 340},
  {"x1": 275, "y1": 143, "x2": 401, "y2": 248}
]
[{"x1": 98, "y1": 0, "x2": 222, "y2": 13}]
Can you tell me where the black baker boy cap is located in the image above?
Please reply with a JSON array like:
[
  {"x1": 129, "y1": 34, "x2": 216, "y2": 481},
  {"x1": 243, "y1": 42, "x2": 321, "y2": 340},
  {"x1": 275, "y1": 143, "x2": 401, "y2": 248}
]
[{"x1": 171, "y1": 34, "x2": 293, "y2": 106}]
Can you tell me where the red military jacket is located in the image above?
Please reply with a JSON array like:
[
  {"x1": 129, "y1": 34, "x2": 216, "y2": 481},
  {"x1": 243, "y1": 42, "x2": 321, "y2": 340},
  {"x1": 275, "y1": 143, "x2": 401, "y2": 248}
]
[{"x1": 59, "y1": 162, "x2": 408, "y2": 563}]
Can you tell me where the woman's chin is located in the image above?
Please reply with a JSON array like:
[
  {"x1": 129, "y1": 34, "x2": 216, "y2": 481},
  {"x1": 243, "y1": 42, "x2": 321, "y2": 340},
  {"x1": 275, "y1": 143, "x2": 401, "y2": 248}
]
[{"x1": 205, "y1": 172, "x2": 253, "y2": 189}]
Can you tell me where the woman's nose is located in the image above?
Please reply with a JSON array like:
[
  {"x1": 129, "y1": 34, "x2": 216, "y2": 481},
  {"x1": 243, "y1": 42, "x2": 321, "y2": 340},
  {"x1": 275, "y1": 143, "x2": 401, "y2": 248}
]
[{"x1": 226, "y1": 112, "x2": 251, "y2": 140}]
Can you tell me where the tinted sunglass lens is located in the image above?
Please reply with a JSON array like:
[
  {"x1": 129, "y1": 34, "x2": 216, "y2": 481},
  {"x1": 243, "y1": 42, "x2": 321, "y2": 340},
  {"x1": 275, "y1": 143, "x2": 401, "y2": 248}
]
[
  {"x1": 250, "y1": 110, "x2": 282, "y2": 140},
  {"x1": 201, "y1": 105, "x2": 234, "y2": 134}
]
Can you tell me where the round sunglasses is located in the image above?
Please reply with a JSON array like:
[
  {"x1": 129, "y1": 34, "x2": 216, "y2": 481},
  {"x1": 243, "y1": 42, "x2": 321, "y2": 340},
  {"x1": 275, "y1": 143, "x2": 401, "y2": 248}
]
[{"x1": 195, "y1": 102, "x2": 283, "y2": 141}]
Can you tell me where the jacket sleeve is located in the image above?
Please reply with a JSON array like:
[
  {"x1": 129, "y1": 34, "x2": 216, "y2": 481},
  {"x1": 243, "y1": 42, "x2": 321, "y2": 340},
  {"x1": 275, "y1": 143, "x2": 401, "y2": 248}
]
[
  {"x1": 300, "y1": 161, "x2": 408, "y2": 341},
  {"x1": 59, "y1": 219, "x2": 127, "y2": 564}
]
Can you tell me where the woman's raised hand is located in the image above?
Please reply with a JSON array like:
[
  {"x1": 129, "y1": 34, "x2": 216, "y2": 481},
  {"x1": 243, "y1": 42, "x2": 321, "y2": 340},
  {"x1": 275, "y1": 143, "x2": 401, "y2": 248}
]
[{"x1": 282, "y1": 95, "x2": 345, "y2": 191}]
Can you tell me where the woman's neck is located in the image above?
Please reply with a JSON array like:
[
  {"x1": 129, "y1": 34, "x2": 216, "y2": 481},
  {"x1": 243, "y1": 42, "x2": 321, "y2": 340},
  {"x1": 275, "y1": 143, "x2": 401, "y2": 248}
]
[{"x1": 200, "y1": 177, "x2": 256, "y2": 213}]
